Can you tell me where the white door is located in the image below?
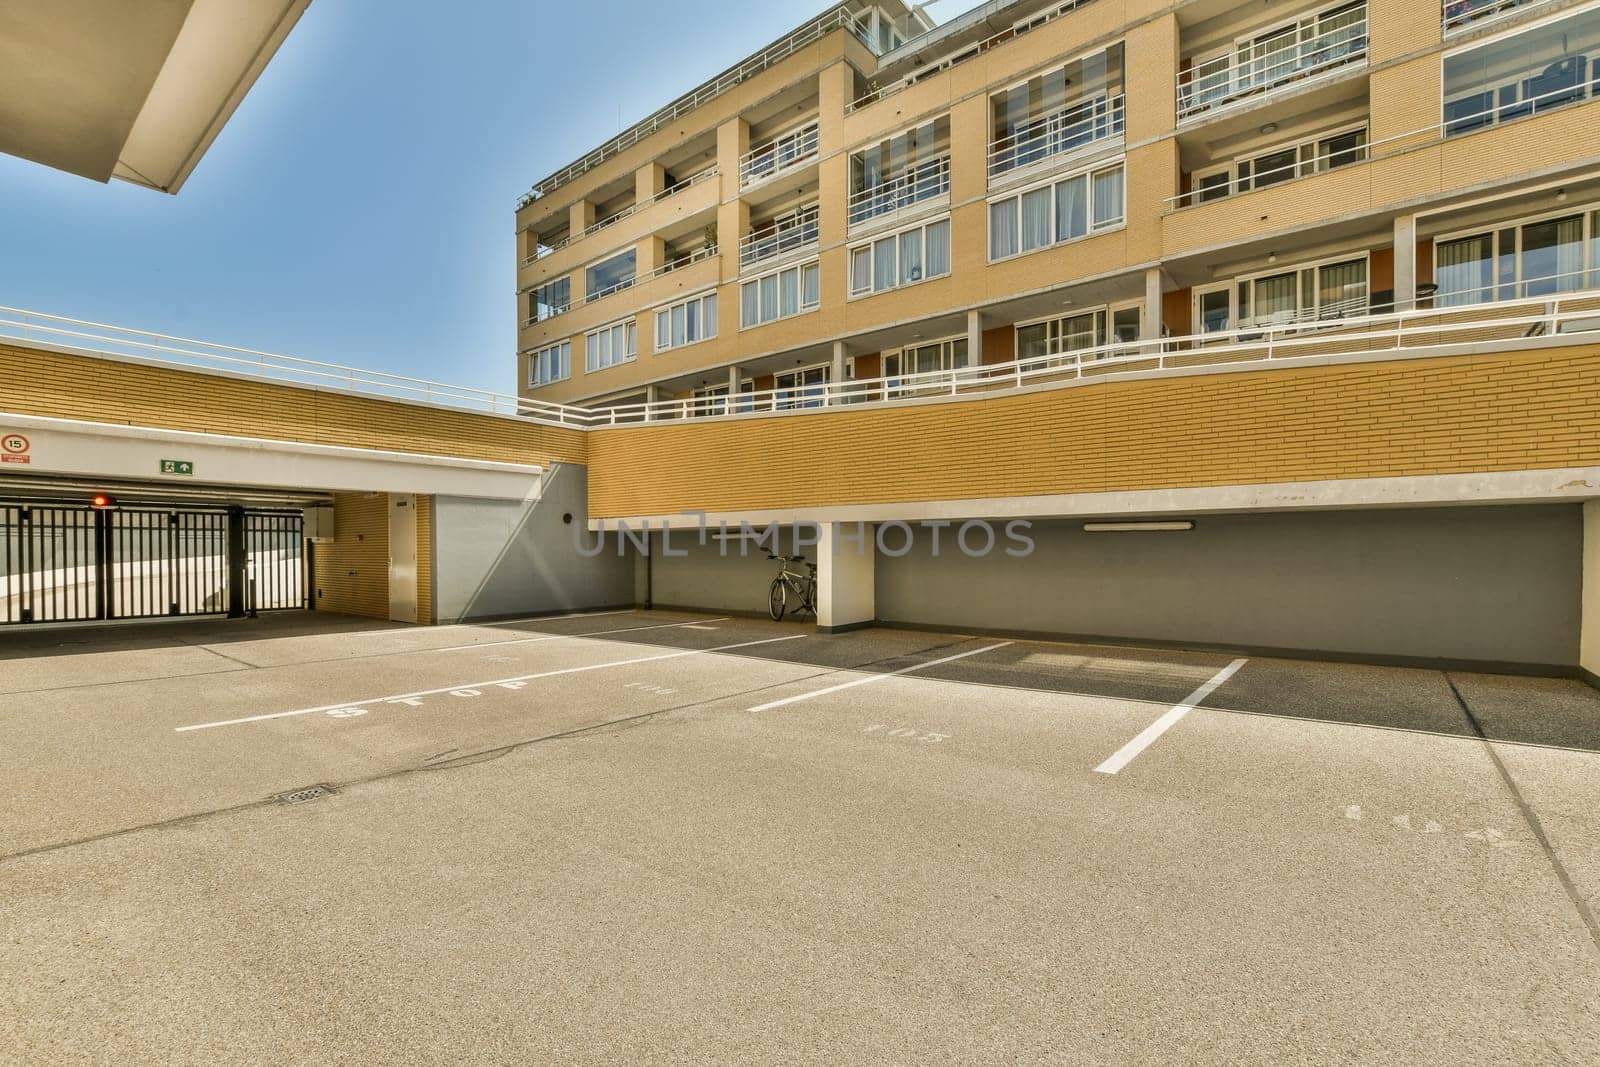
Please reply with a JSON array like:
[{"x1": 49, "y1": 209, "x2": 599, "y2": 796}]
[{"x1": 388, "y1": 494, "x2": 418, "y2": 624}]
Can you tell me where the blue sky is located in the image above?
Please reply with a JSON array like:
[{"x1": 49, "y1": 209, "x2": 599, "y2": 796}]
[{"x1": 0, "y1": 0, "x2": 928, "y2": 396}]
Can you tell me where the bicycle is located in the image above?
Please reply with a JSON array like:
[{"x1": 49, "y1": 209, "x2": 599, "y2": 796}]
[{"x1": 766, "y1": 554, "x2": 817, "y2": 621}]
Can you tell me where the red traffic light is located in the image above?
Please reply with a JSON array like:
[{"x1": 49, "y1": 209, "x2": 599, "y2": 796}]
[{"x1": 90, "y1": 493, "x2": 118, "y2": 510}]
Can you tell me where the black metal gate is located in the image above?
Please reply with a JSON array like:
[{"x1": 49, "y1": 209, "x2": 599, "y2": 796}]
[{"x1": 0, "y1": 504, "x2": 304, "y2": 626}]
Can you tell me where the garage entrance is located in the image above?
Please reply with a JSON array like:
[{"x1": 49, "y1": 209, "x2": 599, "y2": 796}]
[{"x1": 0, "y1": 501, "x2": 304, "y2": 625}]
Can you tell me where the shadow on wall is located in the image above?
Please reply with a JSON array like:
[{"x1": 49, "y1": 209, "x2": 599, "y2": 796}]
[{"x1": 433, "y1": 464, "x2": 635, "y2": 623}]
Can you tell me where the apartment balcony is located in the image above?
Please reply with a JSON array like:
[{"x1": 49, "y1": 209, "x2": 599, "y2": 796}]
[
  {"x1": 739, "y1": 122, "x2": 820, "y2": 189},
  {"x1": 988, "y1": 94, "x2": 1125, "y2": 183},
  {"x1": 739, "y1": 211, "x2": 819, "y2": 271},
  {"x1": 517, "y1": 167, "x2": 718, "y2": 285},
  {"x1": 1178, "y1": 4, "x2": 1368, "y2": 122},
  {"x1": 847, "y1": 156, "x2": 950, "y2": 230}
]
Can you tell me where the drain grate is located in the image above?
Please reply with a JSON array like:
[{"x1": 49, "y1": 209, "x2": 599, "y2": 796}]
[{"x1": 275, "y1": 784, "x2": 337, "y2": 805}]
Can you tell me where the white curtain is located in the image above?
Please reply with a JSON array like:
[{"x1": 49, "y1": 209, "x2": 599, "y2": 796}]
[
  {"x1": 925, "y1": 220, "x2": 951, "y2": 277},
  {"x1": 1021, "y1": 187, "x2": 1052, "y2": 252},
  {"x1": 990, "y1": 199, "x2": 1019, "y2": 260},
  {"x1": 1317, "y1": 260, "x2": 1368, "y2": 318},
  {"x1": 1437, "y1": 235, "x2": 1492, "y2": 306},
  {"x1": 1092, "y1": 167, "x2": 1125, "y2": 228},
  {"x1": 1252, "y1": 272, "x2": 1298, "y2": 324},
  {"x1": 1055, "y1": 175, "x2": 1088, "y2": 241}
]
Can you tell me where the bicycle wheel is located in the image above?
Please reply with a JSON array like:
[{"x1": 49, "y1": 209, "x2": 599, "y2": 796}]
[{"x1": 768, "y1": 578, "x2": 787, "y2": 621}]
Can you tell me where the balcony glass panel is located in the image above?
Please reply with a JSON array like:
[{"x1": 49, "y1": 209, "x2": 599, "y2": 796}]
[
  {"x1": 585, "y1": 250, "x2": 636, "y2": 303},
  {"x1": 1179, "y1": 3, "x2": 1368, "y2": 119},
  {"x1": 740, "y1": 123, "x2": 821, "y2": 187},
  {"x1": 740, "y1": 206, "x2": 820, "y2": 269},
  {"x1": 1437, "y1": 208, "x2": 1598, "y2": 305},
  {"x1": 1443, "y1": 5, "x2": 1600, "y2": 136},
  {"x1": 849, "y1": 117, "x2": 951, "y2": 226},
  {"x1": 1444, "y1": 0, "x2": 1553, "y2": 35},
  {"x1": 990, "y1": 45, "x2": 1125, "y2": 177}
]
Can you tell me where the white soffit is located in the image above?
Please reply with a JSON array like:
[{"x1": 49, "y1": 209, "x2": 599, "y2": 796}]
[{"x1": 114, "y1": 0, "x2": 313, "y2": 193}]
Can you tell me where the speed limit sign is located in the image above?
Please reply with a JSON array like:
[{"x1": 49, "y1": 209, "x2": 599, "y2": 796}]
[{"x1": 1, "y1": 432, "x2": 30, "y2": 465}]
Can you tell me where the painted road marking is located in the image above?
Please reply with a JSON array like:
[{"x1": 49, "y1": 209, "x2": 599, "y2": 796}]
[
  {"x1": 176, "y1": 634, "x2": 806, "y2": 733},
  {"x1": 425, "y1": 616, "x2": 731, "y2": 655},
  {"x1": 1093, "y1": 658, "x2": 1248, "y2": 775},
  {"x1": 748, "y1": 642, "x2": 1013, "y2": 713}
]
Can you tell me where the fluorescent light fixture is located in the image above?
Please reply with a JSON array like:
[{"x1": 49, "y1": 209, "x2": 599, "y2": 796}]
[{"x1": 1083, "y1": 521, "x2": 1195, "y2": 533}]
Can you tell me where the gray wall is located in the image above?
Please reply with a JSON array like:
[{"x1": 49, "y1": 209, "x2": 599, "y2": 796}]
[
  {"x1": 875, "y1": 505, "x2": 1582, "y2": 668},
  {"x1": 647, "y1": 531, "x2": 787, "y2": 615},
  {"x1": 432, "y1": 465, "x2": 635, "y2": 622}
]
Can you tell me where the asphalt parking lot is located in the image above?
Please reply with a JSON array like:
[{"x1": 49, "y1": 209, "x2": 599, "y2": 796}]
[{"x1": 2, "y1": 608, "x2": 1598, "y2": 1063}]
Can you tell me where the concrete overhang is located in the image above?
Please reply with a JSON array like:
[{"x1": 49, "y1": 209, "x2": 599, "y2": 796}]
[
  {"x1": 0, "y1": 412, "x2": 543, "y2": 503},
  {"x1": 0, "y1": 0, "x2": 311, "y2": 193}
]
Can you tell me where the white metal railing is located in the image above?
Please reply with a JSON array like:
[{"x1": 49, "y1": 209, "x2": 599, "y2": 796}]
[
  {"x1": 637, "y1": 244, "x2": 720, "y2": 287},
  {"x1": 517, "y1": 6, "x2": 869, "y2": 209},
  {"x1": 1167, "y1": 75, "x2": 1600, "y2": 210},
  {"x1": 1444, "y1": 0, "x2": 1550, "y2": 33},
  {"x1": 988, "y1": 94, "x2": 1125, "y2": 179},
  {"x1": 585, "y1": 291, "x2": 1600, "y2": 424},
  {"x1": 7, "y1": 291, "x2": 1600, "y2": 432},
  {"x1": 524, "y1": 302, "x2": 571, "y2": 328},
  {"x1": 1232, "y1": 292, "x2": 1374, "y2": 331},
  {"x1": 1178, "y1": 6, "x2": 1368, "y2": 120},
  {"x1": 584, "y1": 274, "x2": 636, "y2": 305},
  {"x1": 521, "y1": 167, "x2": 717, "y2": 265},
  {"x1": 847, "y1": 156, "x2": 951, "y2": 227},
  {"x1": 739, "y1": 211, "x2": 820, "y2": 269},
  {"x1": 847, "y1": 0, "x2": 1099, "y2": 114},
  {"x1": 740, "y1": 124, "x2": 820, "y2": 187}
]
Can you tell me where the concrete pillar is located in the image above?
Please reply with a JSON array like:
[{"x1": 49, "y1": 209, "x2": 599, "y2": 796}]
[
  {"x1": 636, "y1": 162, "x2": 666, "y2": 203},
  {"x1": 1583, "y1": 500, "x2": 1600, "y2": 687},
  {"x1": 716, "y1": 118, "x2": 751, "y2": 281},
  {"x1": 517, "y1": 228, "x2": 538, "y2": 265},
  {"x1": 816, "y1": 523, "x2": 875, "y2": 633},
  {"x1": 643, "y1": 384, "x2": 662, "y2": 422},
  {"x1": 639, "y1": 235, "x2": 665, "y2": 277},
  {"x1": 830, "y1": 341, "x2": 848, "y2": 402},
  {"x1": 569, "y1": 199, "x2": 596, "y2": 238},
  {"x1": 1144, "y1": 267, "x2": 1165, "y2": 340},
  {"x1": 1393, "y1": 214, "x2": 1418, "y2": 313},
  {"x1": 966, "y1": 310, "x2": 984, "y2": 366},
  {"x1": 727, "y1": 364, "x2": 741, "y2": 394}
]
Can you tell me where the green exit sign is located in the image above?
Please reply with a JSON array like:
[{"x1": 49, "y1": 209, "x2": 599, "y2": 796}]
[{"x1": 160, "y1": 459, "x2": 194, "y2": 476}]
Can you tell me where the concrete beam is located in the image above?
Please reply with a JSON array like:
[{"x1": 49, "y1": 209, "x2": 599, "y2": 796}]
[{"x1": 0, "y1": 411, "x2": 543, "y2": 502}]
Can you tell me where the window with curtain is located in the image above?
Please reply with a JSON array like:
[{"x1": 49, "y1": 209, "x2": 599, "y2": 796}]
[
  {"x1": 990, "y1": 199, "x2": 1019, "y2": 260},
  {"x1": 990, "y1": 163, "x2": 1125, "y2": 261},
  {"x1": 899, "y1": 229, "x2": 924, "y2": 285},
  {"x1": 1092, "y1": 168, "x2": 1125, "y2": 228},
  {"x1": 528, "y1": 342, "x2": 571, "y2": 387},
  {"x1": 1317, "y1": 260, "x2": 1368, "y2": 318},
  {"x1": 1021, "y1": 187, "x2": 1053, "y2": 253},
  {"x1": 654, "y1": 292, "x2": 717, "y2": 351},
  {"x1": 740, "y1": 262, "x2": 820, "y2": 328},
  {"x1": 848, "y1": 218, "x2": 952, "y2": 297},
  {"x1": 1056, "y1": 175, "x2": 1088, "y2": 241},
  {"x1": 584, "y1": 320, "x2": 635, "y2": 372},
  {"x1": 925, "y1": 220, "x2": 950, "y2": 277},
  {"x1": 874, "y1": 236, "x2": 898, "y2": 291},
  {"x1": 1436, "y1": 210, "x2": 1600, "y2": 305}
]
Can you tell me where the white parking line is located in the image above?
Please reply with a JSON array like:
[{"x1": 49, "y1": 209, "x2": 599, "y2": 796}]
[
  {"x1": 176, "y1": 634, "x2": 806, "y2": 733},
  {"x1": 427, "y1": 616, "x2": 730, "y2": 654},
  {"x1": 1093, "y1": 658, "x2": 1248, "y2": 775},
  {"x1": 748, "y1": 642, "x2": 1013, "y2": 713}
]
